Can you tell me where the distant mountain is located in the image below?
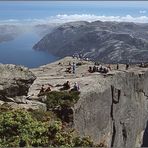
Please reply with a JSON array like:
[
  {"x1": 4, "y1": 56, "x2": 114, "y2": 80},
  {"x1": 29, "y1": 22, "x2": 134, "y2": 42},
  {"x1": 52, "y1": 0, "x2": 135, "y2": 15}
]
[
  {"x1": 0, "y1": 25, "x2": 21, "y2": 43},
  {"x1": 33, "y1": 21, "x2": 148, "y2": 63},
  {"x1": 33, "y1": 23, "x2": 60, "y2": 37}
]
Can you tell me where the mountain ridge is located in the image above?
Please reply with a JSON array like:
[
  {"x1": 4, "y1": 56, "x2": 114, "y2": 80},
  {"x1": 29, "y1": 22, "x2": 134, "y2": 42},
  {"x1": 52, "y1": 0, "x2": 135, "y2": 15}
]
[{"x1": 33, "y1": 20, "x2": 148, "y2": 64}]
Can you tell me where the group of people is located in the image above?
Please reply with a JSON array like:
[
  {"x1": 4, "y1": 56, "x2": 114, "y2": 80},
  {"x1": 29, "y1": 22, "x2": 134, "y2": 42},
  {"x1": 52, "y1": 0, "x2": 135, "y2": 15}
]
[
  {"x1": 139, "y1": 62, "x2": 147, "y2": 68},
  {"x1": 65, "y1": 62, "x2": 76, "y2": 74},
  {"x1": 72, "y1": 53, "x2": 82, "y2": 59},
  {"x1": 38, "y1": 81, "x2": 80, "y2": 96},
  {"x1": 38, "y1": 84, "x2": 52, "y2": 96},
  {"x1": 88, "y1": 65, "x2": 109, "y2": 74},
  {"x1": 61, "y1": 81, "x2": 80, "y2": 91},
  {"x1": 88, "y1": 63, "x2": 130, "y2": 73},
  {"x1": 72, "y1": 53, "x2": 90, "y2": 61}
]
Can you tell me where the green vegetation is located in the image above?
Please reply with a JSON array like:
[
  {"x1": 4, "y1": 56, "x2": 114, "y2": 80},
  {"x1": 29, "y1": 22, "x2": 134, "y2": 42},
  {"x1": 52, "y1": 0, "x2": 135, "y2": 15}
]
[
  {"x1": 0, "y1": 108, "x2": 95, "y2": 147},
  {"x1": 28, "y1": 108, "x2": 57, "y2": 122},
  {"x1": 0, "y1": 109, "x2": 48, "y2": 147},
  {"x1": 0, "y1": 92, "x2": 103, "y2": 147},
  {"x1": 45, "y1": 91, "x2": 80, "y2": 109},
  {"x1": 44, "y1": 91, "x2": 80, "y2": 123}
]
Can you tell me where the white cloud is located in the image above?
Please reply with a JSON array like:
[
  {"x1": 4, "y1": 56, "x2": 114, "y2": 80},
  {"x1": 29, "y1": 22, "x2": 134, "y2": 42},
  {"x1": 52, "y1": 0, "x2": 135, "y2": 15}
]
[
  {"x1": 139, "y1": 10, "x2": 147, "y2": 14},
  {"x1": 1, "y1": 14, "x2": 148, "y2": 25}
]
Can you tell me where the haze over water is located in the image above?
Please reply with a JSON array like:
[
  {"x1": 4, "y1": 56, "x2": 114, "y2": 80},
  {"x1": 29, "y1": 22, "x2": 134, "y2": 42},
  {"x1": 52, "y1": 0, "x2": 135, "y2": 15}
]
[
  {"x1": 0, "y1": 31, "x2": 59, "y2": 68},
  {"x1": 0, "y1": 1, "x2": 148, "y2": 68}
]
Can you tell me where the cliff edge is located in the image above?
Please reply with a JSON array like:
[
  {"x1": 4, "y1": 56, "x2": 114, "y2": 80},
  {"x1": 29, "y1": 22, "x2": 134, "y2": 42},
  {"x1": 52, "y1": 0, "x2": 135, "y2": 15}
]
[
  {"x1": 28, "y1": 57, "x2": 148, "y2": 147},
  {"x1": 0, "y1": 57, "x2": 148, "y2": 147}
]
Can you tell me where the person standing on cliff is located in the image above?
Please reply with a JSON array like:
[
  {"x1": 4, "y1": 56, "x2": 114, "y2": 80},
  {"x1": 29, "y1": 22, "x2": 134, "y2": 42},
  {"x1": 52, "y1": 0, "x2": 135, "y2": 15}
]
[
  {"x1": 117, "y1": 63, "x2": 119, "y2": 70},
  {"x1": 126, "y1": 63, "x2": 129, "y2": 70},
  {"x1": 72, "y1": 62, "x2": 76, "y2": 74}
]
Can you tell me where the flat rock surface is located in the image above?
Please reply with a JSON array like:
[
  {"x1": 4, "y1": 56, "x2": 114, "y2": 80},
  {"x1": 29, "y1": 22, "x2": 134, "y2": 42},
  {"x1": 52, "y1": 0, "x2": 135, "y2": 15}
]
[{"x1": 28, "y1": 56, "x2": 147, "y2": 98}]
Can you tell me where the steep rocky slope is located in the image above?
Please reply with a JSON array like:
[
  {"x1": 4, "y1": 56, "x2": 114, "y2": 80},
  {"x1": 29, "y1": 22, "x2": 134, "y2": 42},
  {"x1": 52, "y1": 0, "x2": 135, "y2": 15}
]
[
  {"x1": 28, "y1": 57, "x2": 148, "y2": 147},
  {"x1": 74, "y1": 66, "x2": 148, "y2": 147},
  {"x1": 1, "y1": 57, "x2": 148, "y2": 147},
  {"x1": 33, "y1": 21, "x2": 148, "y2": 63}
]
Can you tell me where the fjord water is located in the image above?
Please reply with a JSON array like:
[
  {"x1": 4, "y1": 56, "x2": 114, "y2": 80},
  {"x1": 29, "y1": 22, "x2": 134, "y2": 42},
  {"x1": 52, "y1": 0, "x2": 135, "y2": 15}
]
[
  {"x1": 0, "y1": 32, "x2": 58, "y2": 68},
  {"x1": 0, "y1": 1, "x2": 148, "y2": 68}
]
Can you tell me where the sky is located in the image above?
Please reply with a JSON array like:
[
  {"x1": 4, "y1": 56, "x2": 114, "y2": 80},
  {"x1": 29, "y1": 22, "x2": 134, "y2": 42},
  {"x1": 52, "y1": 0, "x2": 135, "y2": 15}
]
[{"x1": 0, "y1": 1, "x2": 148, "y2": 24}]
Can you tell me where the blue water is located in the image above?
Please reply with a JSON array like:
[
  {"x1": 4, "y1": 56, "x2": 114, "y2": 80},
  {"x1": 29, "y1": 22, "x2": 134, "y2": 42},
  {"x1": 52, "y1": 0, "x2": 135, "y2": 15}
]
[
  {"x1": 0, "y1": 1, "x2": 148, "y2": 68},
  {"x1": 0, "y1": 32, "x2": 59, "y2": 68}
]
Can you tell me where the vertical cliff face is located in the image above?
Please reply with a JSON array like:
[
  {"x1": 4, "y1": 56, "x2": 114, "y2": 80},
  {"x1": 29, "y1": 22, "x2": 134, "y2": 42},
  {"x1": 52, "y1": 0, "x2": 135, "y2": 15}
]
[{"x1": 74, "y1": 70, "x2": 148, "y2": 147}]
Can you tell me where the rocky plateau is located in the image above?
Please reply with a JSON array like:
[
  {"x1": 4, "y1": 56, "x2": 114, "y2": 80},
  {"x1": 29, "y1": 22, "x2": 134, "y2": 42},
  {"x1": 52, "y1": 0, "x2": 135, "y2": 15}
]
[{"x1": 1, "y1": 57, "x2": 148, "y2": 147}]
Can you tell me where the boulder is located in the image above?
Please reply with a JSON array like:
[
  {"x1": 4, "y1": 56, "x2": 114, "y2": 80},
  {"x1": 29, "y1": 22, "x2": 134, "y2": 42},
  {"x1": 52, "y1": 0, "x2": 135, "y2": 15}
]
[
  {"x1": 0, "y1": 100, "x2": 4, "y2": 105},
  {"x1": 7, "y1": 100, "x2": 47, "y2": 111},
  {"x1": 0, "y1": 64, "x2": 36, "y2": 99},
  {"x1": 14, "y1": 96, "x2": 27, "y2": 104}
]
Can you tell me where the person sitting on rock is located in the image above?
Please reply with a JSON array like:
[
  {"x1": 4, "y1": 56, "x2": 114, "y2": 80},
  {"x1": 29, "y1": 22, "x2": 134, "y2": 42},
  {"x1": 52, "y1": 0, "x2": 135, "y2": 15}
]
[
  {"x1": 88, "y1": 66, "x2": 93, "y2": 73},
  {"x1": 65, "y1": 67, "x2": 71, "y2": 73},
  {"x1": 38, "y1": 85, "x2": 45, "y2": 96},
  {"x1": 71, "y1": 82, "x2": 80, "y2": 92},
  {"x1": 63, "y1": 81, "x2": 71, "y2": 90},
  {"x1": 102, "y1": 68, "x2": 105, "y2": 73},
  {"x1": 105, "y1": 68, "x2": 109, "y2": 73},
  {"x1": 44, "y1": 84, "x2": 51, "y2": 92},
  {"x1": 101, "y1": 67, "x2": 108, "y2": 74},
  {"x1": 99, "y1": 66, "x2": 103, "y2": 72},
  {"x1": 40, "y1": 85, "x2": 45, "y2": 93},
  {"x1": 93, "y1": 65, "x2": 97, "y2": 72}
]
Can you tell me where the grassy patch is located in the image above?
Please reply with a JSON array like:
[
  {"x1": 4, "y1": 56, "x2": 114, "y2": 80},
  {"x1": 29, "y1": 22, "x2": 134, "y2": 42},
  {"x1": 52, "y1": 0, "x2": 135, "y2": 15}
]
[
  {"x1": 28, "y1": 108, "x2": 58, "y2": 122},
  {"x1": 0, "y1": 103, "x2": 12, "y2": 112}
]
